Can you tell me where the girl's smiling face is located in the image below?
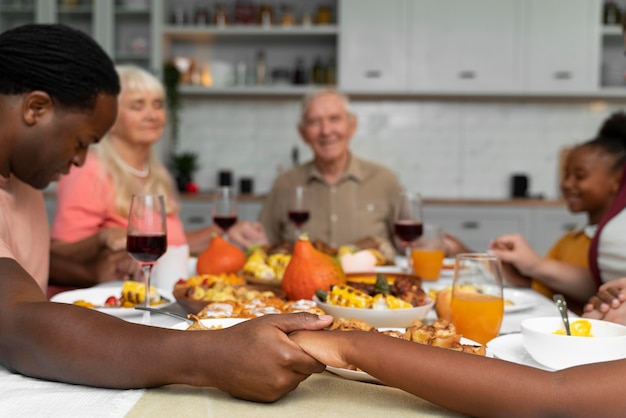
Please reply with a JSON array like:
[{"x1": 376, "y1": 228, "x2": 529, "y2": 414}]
[{"x1": 561, "y1": 144, "x2": 622, "y2": 224}]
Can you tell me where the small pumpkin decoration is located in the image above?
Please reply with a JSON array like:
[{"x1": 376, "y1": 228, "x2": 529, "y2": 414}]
[
  {"x1": 281, "y1": 235, "x2": 346, "y2": 301},
  {"x1": 196, "y1": 234, "x2": 247, "y2": 275}
]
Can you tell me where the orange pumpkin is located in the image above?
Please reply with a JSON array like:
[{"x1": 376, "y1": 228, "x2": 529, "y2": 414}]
[
  {"x1": 196, "y1": 235, "x2": 247, "y2": 275},
  {"x1": 281, "y1": 236, "x2": 346, "y2": 300}
]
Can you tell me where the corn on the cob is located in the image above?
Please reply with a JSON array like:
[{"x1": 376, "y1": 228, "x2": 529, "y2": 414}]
[
  {"x1": 327, "y1": 284, "x2": 373, "y2": 308},
  {"x1": 372, "y1": 293, "x2": 412, "y2": 310}
]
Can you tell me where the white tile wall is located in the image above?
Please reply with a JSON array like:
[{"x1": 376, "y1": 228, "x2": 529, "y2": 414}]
[{"x1": 168, "y1": 97, "x2": 626, "y2": 199}]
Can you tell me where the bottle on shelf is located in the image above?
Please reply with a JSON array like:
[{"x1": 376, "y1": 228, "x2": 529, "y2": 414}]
[
  {"x1": 312, "y1": 57, "x2": 324, "y2": 85},
  {"x1": 234, "y1": 0, "x2": 256, "y2": 24},
  {"x1": 323, "y1": 56, "x2": 336, "y2": 85},
  {"x1": 259, "y1": 4, "x2": 274, "y2": 27},
  {"x1": 293, "y1": 57, "x2": 307, "y2": 85},
  {"x1": 603, "y1": 2, "x2": 622, "y2": 25},
  {"x1": 255, "y1": 50, "x2": 266, "y2": 85},
  {"x1": 214, "y1": 3, "x2": 229, "y2": 27}
]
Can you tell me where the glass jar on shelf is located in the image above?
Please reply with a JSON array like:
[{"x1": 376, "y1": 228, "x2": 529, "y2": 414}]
[
  {"x1": 315, "y1": 5, "x2": 332, "y2": 25},
  {"x1": 259, "y1": 4, "x2": 274, "y2": 27},
  {"x1": 280, "y1": 4, "x2": 296, "y2": 27},
  {"x1": 214, "y1": 3, "x2": 230, "y2": 26},
  {"x1": 234, "y1": 0, "x2": 256, "y2": 24},
  {"x1": 194, "y1": 6, "x2": 210, "y2": 25},
  {"x1": 604, "y1": 2, "x2": 622, "y2": 25}
]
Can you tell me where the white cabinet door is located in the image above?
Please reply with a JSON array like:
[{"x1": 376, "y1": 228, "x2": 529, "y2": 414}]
[
  {"x1": 338, "y1": 0, "x2": 407, "y2": 91},
  {"x1": 179, "y1": 201, "x2": 212, "y2": 231},
  {"x1": 423, "y1": 205, "x2": 531, "y2": 252},
  {"x1": 522, "y1": 0, "x2": 600, "y2": 92},
  {"x1": 407, "y1": 0, "x2": 522, "y2": 93}
]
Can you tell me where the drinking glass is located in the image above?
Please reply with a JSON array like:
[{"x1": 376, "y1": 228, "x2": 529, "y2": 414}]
[
  {"x1": 411, "y1": 224, "x2": 445, "y2": 281},
  {"x1": 212, "y1": 186, "x2": 238, "y2": 237},
  {"x1": 127, "y1": 194, "x2": 167, "y2": 324},
  {"x1": 288, "y1": 186, "x2": 310, "y2": 240},
  {"x1": 450, "y1": 253, "x2": 504, "y2": 345},
  {"x1": 394, "y1": 191, "x2": 423, "y2": 272}
]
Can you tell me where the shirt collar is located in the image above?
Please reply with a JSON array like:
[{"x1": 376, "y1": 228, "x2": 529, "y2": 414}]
[
  {"x1": 306, "y1": 154, "x2": 363, "y2": 184},
  {"x1": 571, "y1": 224, "x2": 597, "y2": 239}
]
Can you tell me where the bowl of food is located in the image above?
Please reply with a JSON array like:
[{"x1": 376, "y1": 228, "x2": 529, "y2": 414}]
[
  {"x1": 521, "y1": 317, "x2": 626, "y2": 370},
  {"x1": 313, "y1": 274, "x2": 434, "y2": 328}
]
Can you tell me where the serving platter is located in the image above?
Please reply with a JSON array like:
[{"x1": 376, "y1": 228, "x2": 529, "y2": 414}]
[
  {"x1": 51, "y1": 285, "x2": 173, "y2": 317},
  {"x1": 487, "y1": 333, "x2": 553, "y2": 371}
]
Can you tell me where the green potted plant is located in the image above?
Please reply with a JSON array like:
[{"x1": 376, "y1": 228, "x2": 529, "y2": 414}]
[{"x1": 170, "y1": 151, "x2": 200, "y2": 193}]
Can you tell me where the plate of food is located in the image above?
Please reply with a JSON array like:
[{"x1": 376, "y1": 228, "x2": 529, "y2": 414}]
[
  {"x1": 325, "y1": 319, "x2": 486, "y2": 383},
  {"x1": 503, "y1": 289, "x2": 536, "y2": 313},
  {"x1": 315, "y1": 273, "x2": 434, "y2": 328},
  {"x1": 50, "y1": 282, "x2": 173, "y2": 317},
  {"x1": 439, "y1": 258, "x2": 456, "y2": 277}
]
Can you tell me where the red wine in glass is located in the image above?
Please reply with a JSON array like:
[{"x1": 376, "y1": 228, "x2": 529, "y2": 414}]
[
  {"x1": 288, "y1": 210, "x2": 310, "y2": 227},
  {"x1": 394, "y1": 221, "x2": 423, "y2": 244},
  {"x1": 213, "y1": 215, "x2": 237, "y2": 231},
  {"x1": 127, "y1": 234, "x2": 167, "y2": 263}
]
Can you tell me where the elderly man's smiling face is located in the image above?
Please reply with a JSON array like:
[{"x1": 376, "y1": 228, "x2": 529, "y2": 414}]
[{"x1": 298, "y1": 92, "x2": 357, "y2": 164}]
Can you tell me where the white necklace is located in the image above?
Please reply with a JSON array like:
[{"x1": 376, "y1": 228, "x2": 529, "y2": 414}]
[{"x1": 115, "y1": 156, "x2": 149, "y2": 178}]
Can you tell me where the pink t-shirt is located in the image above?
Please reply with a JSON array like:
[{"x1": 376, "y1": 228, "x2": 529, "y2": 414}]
[
  {"x1": 0, "y1": 174, "x2": 49, "y2": 291},
  {"x1": 52, "y1": 152, "x2": 187, "y2": 246}
]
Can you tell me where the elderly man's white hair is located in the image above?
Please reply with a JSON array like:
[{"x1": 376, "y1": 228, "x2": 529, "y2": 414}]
[{"x1": 299, "y1": 88, "x2": 354, "y2": 127}]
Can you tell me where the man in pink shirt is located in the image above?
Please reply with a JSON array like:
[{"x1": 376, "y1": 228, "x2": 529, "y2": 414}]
[{"x1": 0, "y1": 23, "x2": 331, "y2": 401}]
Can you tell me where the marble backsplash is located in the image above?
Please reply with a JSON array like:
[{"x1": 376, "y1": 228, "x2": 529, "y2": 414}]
[{"x1": 167, "y1": 96, "x2": 623, "y2": 200}]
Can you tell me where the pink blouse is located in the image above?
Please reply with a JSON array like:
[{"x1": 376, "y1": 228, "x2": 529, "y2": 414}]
[{"x1": 51, "y1": 152, "x2": 187, "y2": 247}]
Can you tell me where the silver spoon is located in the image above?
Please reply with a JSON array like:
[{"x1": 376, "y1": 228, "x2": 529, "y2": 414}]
[
  {"x1": 552, "y1": 294, "x2": 571, "y2": 336},
  {"x1": 134, "y1": 306, "x2": 191, "y2": 322}
]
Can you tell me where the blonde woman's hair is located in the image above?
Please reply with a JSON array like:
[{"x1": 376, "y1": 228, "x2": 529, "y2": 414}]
[
  {"x1": 94, "y1": 64, "x2": 179, "y2": 217},
  {"x1": 298, "y1": 88, "x2": 354, "y2": 128}
]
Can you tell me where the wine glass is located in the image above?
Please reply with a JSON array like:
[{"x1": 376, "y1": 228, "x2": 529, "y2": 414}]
[
  {"x1": 212, "y1": 186, "x2": 238, "y2": 237},
  {"x1": 450, "y1": 253, "x2": 504, "y2": 345},
  {"x1": 288, "y1": 186, "x2": 310, "y2": 240},
  {"x1": 127, "y1": 194, "x2": 167, "y2": 324},
  {"x1": 394, "y1": 191, "x2": 423, "y2": 272}
]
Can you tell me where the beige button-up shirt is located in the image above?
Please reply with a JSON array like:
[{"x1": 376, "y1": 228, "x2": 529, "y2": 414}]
[{"x1": 259, "y1": 155, "x2": 402, "y2": 248}]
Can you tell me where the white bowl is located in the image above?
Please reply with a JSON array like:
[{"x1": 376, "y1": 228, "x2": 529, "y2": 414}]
[
  {"x1": 313, "y1": 296, "x2": 434, "y2": 328},
  {"x1": 521, "y1": 317, "x2": 626, "y2": 370}
]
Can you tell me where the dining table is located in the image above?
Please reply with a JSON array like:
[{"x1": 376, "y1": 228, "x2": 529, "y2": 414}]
[{"x1": 0, "y1": 267, "x2": 570, "y2": 418}]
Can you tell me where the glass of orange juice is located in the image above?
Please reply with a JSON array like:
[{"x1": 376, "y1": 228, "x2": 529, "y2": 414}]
[
  {"x1": 411, "y1": 224, "x2": 445, "y2": 281},
  {"x1": 450, "y1": 253, "x2": 504, "y2": 345}
]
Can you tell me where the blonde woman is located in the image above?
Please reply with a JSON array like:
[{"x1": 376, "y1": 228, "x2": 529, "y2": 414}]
[{"x1": 50, "y1": 65, "x2": 266, "y2": 294}]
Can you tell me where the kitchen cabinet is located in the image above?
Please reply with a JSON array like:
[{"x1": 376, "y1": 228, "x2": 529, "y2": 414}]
[
  {"x1": 423, "y1": 205, "x2": 531, "y2": 252},
  {"x1": 522, "y1": 0, "x2": 600, "y2": 93},
  {"x1": 407, "y1": 0, "x2": 522, "y2": 93},
  {"x1": 338, "y1": 0, "x2": 406, "y2": 91},
  {"x1": 159, "y1": 0, "x2": 338, "y2": 95},
  {"x1": 0, "y1": 0, "x2": 156, "y2": 71}
]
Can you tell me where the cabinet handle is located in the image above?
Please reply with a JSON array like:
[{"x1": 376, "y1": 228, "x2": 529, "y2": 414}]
[
  {"x1": 461, "y1": 221, "x2": 480, "y2": 229},
  {"x1": 553, "y1": 71, "x2": 572, "y2": 80},
  {"x1": 187, "y1": 216, "x2": 206, "y2": 224},
  {"x1": 364, "y1": 70, "x2": 381, "y2": 78},
  {"x1": 458, "y1": 71, "x2": 476, "y2": 79}
]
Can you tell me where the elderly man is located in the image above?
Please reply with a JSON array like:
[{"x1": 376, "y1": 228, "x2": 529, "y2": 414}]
[{"x1": 259, "y1": 88, "x2": 403, "y2": 249}]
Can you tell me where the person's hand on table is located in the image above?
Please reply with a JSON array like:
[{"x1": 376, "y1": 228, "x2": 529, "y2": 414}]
[
  {"x1": 583, "y1": 278, "x2": 626, "y2": 322},
  {"x1": 98, "y1": 227, "x2": 127, "y2": 251},
  {"x1": 209, "y1": 312, "x2": 333, "y2": 402},
  {"x1": 488, "y1": 234, "x2": 542, "y2": 277},
  {"x1": 228, "y1": 221, "x2": 269, "y2": 249}
]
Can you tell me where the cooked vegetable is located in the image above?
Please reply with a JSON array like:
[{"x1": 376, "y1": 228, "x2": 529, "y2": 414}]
[{"x1": 327, "y1": 284, "x2": 373, "y2": 308}]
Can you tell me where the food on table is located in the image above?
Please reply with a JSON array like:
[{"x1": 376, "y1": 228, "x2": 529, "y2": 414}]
[
  {"x1": 196, "y1": 297, "x2": 325, "y2": 320},
  {"x1": 71, "y1": 281, "x2": 167, "y2": 309},
  {"x1": 329, "y1": 318, "x2": 485, "y2": 371},
  {"x1": 281, "y1": 235, "x2": 346, "y2": 300},
  {"x1": 196, "y1": 234, "x2": 246, "y2": 275},
  {"x1": 553, "y1": 319, "x2": 593, "y2": 337},
  {"x1": 177, "y1": 275, "x2": 271, "y2": 303},
  {"x1": 243, "y1": 247, "x2": 291, "y2": 282},
  {"x1": 317, "y1": 274, "x2": 428, "y2": 309},
  {"x1": 185, "y1": 314, "x2": 210, "y2": 331},
  {"x1": 181, "y1": 273, "x2": 245, "y2": 287}
]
